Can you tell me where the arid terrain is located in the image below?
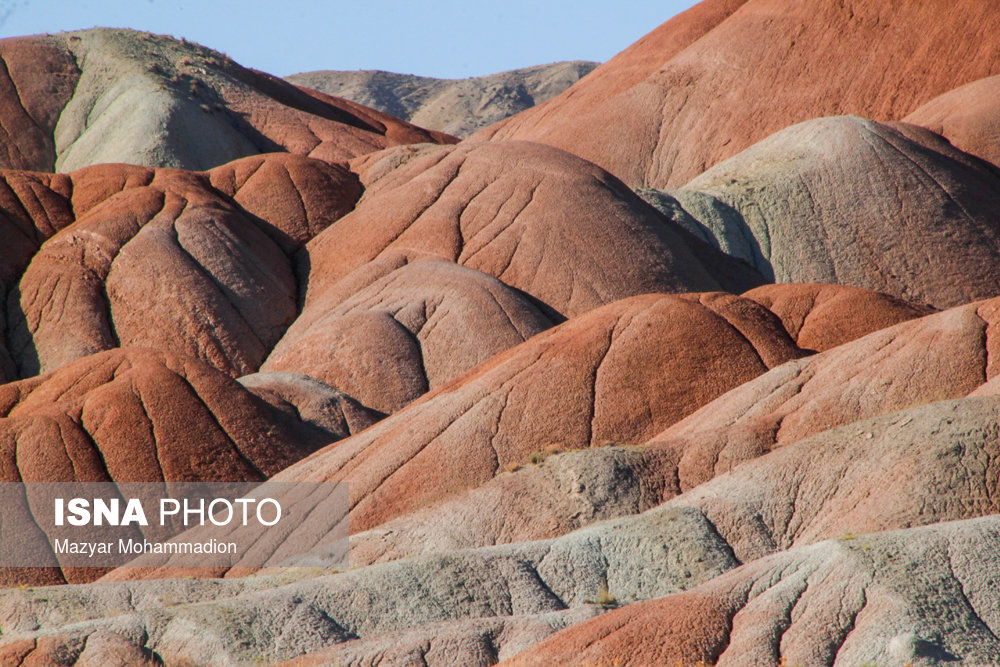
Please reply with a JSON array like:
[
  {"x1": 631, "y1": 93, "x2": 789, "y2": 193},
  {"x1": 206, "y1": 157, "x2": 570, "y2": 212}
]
[
  {"x1": 286, "y1": 61, "x2": 597, "y2": 137},
  {"x1": 2, "y1": 1, "x2": 1000, "y2": 665}
]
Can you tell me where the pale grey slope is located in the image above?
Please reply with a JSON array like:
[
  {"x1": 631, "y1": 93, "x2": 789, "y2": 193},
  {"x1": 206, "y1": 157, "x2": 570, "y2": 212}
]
[
  {"x1": 4, "y1": 28, "x2": 446, "y2": 173},
  {"x1": 282, "y1": 609, "x2": 602, "y2": 667},
  {"x1": 9, "y1": 397, "x2": 1000, "y2": 665},
  {"x1": 237, "y1": 372, "x2": 384, "y2": 439},
  {"x1": 287, "y1": 70, "x2": 443, "y2": 122},
  {"x1": 508, "y1": 515, "x2": 1000, "y2": 666},
  {"x1": 287, "y1": 61, "x2": 598, "y2": 137},
  {"x1": 54, "y1": 30, "x2": 259, "y2": 171},
  {"x1": 0, "y1": 502, "x2": 737, "y2": 665},
  {"x1": 639, "y1": 116, "x2": 1000, "y2": 308},
  {"x1": 347, "y1": 395, "x2": 1000, "y2": 567}
]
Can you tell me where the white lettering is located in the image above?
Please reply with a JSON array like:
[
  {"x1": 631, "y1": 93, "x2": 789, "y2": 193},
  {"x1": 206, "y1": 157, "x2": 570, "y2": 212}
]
[{"x1": 257, "y1": 498, "x2": 281, "y2": 526}]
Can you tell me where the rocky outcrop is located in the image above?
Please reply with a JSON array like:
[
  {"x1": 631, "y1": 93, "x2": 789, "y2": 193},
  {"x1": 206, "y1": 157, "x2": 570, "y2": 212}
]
[{"x1": 237, "y1": 372, "x2": 383, "y2": 440}]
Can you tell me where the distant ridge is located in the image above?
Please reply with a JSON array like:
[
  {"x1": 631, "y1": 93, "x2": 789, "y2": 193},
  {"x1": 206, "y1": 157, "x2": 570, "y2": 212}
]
[{"x1": 287, "y1": 61, "x2": 597, "y2": 137}]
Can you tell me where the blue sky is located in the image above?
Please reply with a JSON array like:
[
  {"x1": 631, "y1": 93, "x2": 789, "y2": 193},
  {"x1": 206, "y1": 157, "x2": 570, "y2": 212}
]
[{"x1": 0, "y1": 0, "x2": 699, "y2": 78}]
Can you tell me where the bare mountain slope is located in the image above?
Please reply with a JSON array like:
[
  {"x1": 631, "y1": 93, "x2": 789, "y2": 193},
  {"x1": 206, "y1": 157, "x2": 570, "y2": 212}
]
[
  {"x1": 478, "y1": 0, "x2": 1000, "y2": 189},
  {"x1": 0, "y1": 28, "x2": 453, "y2": 173},
  {"x1": 287, "y1": 61, "x2": 597, "y2": 137}
]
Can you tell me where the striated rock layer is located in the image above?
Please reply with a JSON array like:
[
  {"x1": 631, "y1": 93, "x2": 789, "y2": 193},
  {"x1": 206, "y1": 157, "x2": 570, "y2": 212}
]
[
  {"x1": 108, "y1": 291, "x2": 801, "y2": 581},
  {"x1": 504, "y1": 515, "x2": 1000, "y2": 666},
  {"x1": 9, "y1": 395, "x2": 1000, "y2": 663}
]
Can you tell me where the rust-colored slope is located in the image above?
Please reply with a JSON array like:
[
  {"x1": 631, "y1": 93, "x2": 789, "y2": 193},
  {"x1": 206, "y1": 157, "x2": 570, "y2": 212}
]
[
  {"x1": 372, "y1": 296, "x2": 1000, "y2": 559},
  {"x1": 0, "y1": 169, "x2": 75, "y2": 292},
  {"x1": 488, "y1": 0, "x2": 746, "y2": 138},
  {"x1": 905, "y1": 73, "x2": 1000, "y2": 168},
  {"x1": 0, "y1": 347, "x2": 338, "y2": 586},
  {"x1": 5, "y1": 154, "x2": 360, "y2": 380},
  {"x1": 478, "y1": 0, "x2": 1000, "y2": 189},
  {"x1": 0, "y1": 169, "x2": 77, "y2": 383},
  {"x1": 206, "y1": 152, "x2": 362, "y2": 252},
  {"x1": 149, "y1": 293, "x2": 802, "y2": 552},
  {"x1": 648, "y1": 298, "x2": 1000, "y2": 492},
  {"x1": 264, "y1": 257, "x2": 559, "y2": 413},
  {"x1": 0, "y1": 348, "x2": 331, "y2": 484},
  {"x1": 346, "y1": 389, "x2": 1000, "y2": 569},
  {"x1": 0, "y1": 36, "x2": 80, "y2": 172},
  {"x1": 95, "y1": 292, "x2": 797, "y2": 580},
  {"x1": 304, "y1": 141, "x2": 764, "y2": 322},
  {"x1": 743, "y1": 283, "x2": 934, "y2": 352}
]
